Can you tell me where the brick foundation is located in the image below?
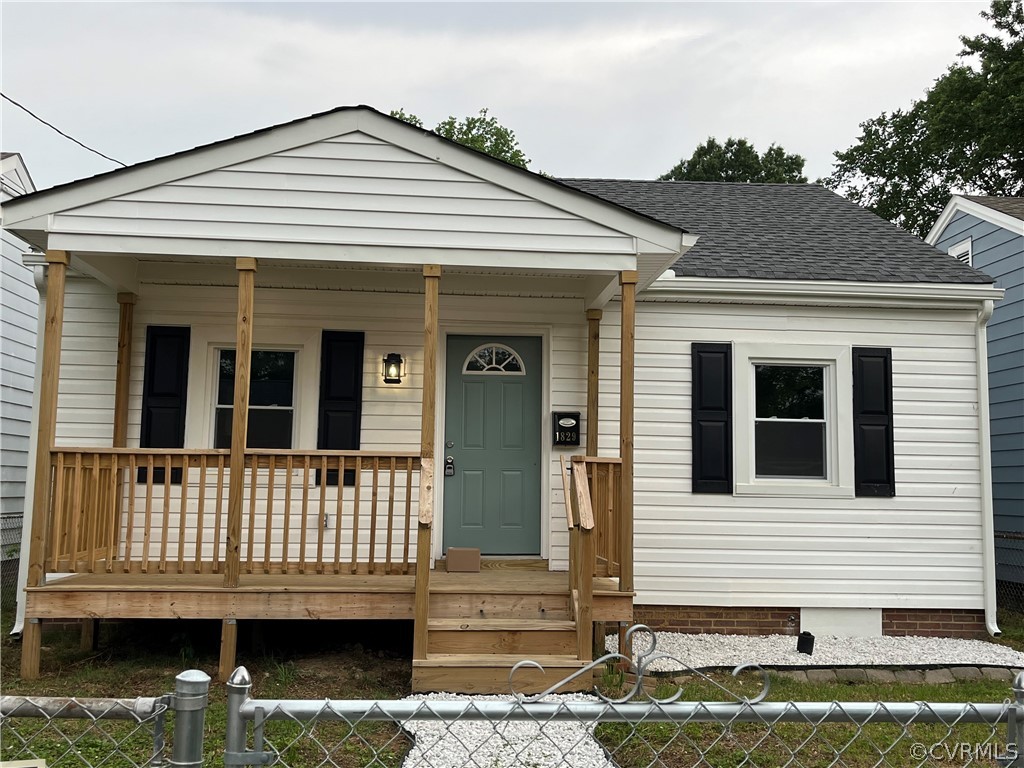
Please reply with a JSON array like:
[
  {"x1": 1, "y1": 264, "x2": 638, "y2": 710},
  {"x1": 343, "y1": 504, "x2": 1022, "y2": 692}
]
[
  {"x1": 634, "y1": 605, "x2": 800, "y2": 636},
  {"x1": 635, "y1": 605, "x2": 989, "y2": 639},
  {"x1": 881, "y1": 608, "x2": 987, "y2": 639}
]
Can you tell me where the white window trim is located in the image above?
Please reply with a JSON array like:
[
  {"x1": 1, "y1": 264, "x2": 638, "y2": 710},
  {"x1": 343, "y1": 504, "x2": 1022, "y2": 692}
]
[
  {"x1": 462, "y1": 343, "x2": 527, "y2": 375},
  {"x1": 733, "y1": 342, "x2": 855, "y2": 498},
  {"x1": 948, "y1": 237, "x2": 973, "y2": 266}
]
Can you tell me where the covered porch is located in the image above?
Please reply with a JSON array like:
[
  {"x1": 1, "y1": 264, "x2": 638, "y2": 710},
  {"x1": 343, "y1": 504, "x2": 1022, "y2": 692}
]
[{"x1": 22, "y1": 252, "x2": 640, "y2": 690}]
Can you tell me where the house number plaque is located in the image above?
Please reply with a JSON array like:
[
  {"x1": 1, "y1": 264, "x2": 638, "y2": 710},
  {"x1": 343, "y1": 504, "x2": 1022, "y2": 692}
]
[{"x1": 552, "y1": 411, "x2": 581, "y2": 447}]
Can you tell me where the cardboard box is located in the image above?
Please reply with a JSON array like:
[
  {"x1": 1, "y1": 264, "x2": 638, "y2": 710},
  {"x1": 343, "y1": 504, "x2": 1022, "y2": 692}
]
[{"x1": 446, "y1": 547, "x2": 481, "y2": 573}]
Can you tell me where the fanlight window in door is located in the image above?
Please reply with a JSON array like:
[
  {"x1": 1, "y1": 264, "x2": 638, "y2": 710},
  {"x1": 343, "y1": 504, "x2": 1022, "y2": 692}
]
[{"x1": 462, "y1": 343, "x2": 526, "y2": 375}]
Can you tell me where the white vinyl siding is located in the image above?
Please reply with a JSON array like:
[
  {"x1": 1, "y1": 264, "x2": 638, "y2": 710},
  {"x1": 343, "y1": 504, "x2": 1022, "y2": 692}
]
[
  {"x1": 50, "y1": 133, "x2": 636, "y2": 260},
  {"x1": 609, "y1": 300, "x2": 984, "y2": 611}
]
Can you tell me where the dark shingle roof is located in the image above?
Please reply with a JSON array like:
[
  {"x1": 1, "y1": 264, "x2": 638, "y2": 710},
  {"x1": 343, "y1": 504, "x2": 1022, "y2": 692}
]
[
  {"x1": 559, "y1": 179, "x2": 993, "y2": 284},
  {"x1": 964, "y1": 195, "x2": 1024, "y2": 221}
]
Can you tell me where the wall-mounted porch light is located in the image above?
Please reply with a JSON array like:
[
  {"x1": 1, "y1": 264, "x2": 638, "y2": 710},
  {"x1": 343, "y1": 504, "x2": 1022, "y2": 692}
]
[{"x1": 382, "y1": 353, "x2": 405, "y2": 384}]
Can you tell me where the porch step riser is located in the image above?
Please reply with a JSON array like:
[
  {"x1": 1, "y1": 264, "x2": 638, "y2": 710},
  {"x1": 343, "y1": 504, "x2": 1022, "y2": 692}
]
[
  {"x1": 429, "y1": 594, "x2": 571, "y2": 620},
  {"x1": 412, "y1": 664, "x2": 591, "y2": 694},
  {"x1": 428, "y1": 629, "x2": 577, "y2": 655}
]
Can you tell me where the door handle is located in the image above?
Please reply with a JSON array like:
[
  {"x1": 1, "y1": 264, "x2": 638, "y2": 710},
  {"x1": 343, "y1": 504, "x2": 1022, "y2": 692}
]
[{"x1": 444, "y1": 455, "x2": 455, "y2": 477}]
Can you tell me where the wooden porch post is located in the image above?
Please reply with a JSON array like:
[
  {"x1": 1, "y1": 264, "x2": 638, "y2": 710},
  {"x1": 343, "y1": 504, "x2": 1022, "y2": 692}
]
[
  {"x1": 413, "y1": 264, "x2": 441, "y2": 660},
  {"x1": 22, "y1": 250, "x2": 70, "y2": 679},
  {"x1": 618, "y1": 271, "x2": 637, "y2": 595},
  {"x1": 586, "y1": 309, "x2": 602, "y2": 457},
  {"x1": 221, "y1": 258, "x2": 256, "y2": 679}
]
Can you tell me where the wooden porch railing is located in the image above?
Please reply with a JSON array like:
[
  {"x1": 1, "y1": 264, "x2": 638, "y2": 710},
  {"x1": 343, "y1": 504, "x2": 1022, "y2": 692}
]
[
  {"x1": 46, "y1": 448, "x2": 422, "y2": 576},
  {"x1": 560, "y1": 455, "x2": 626, "y2": 662}
]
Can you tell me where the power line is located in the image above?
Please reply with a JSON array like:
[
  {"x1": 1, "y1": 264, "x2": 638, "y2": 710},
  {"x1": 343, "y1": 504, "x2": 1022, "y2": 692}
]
[{"x1": 1, "y1": 91, "x2": 126, "y2": 167}]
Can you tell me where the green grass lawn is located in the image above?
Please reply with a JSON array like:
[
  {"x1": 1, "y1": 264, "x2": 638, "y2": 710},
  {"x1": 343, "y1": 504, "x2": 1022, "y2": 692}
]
[{"x1": 2, "y1": 581, "x2": 1022, "y2": 767}]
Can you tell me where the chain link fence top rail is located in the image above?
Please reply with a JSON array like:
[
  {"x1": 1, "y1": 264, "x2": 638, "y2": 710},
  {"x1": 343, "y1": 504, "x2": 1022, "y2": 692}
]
[{"x1": 0, "y1": 693, "x2": 169, "y2": 768}]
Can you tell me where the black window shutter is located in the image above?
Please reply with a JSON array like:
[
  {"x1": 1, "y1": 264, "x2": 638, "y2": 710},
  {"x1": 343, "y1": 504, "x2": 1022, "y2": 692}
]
[
  {"x1": 853, "y1": 347, "x2": 895, "y2": 497},
  {"x1": 139, "y1": 326, "x2": 191, "y2": 483},
  {"x1": 691, "y1": 342, "x2": 733, "y2": 494},
  {"x1": 318, "y1": 331, "x2": 364, "y2": 486}
]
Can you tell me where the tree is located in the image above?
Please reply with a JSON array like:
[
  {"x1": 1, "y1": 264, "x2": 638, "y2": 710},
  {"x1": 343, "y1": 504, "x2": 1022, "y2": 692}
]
[
  {"x1": 660, "y1": 137, "x2": 808, "y2": 183},
  {"x1": 824, "y1": 0, "x2": 1024, "y2": 236},
  {"x1": 389, "y1": 108, "x2": 530, "y2": 168}
]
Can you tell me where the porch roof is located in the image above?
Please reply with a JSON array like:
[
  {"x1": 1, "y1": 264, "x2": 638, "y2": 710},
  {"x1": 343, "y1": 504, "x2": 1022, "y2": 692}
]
[{"x1": 1, "y1": 106, "x2": 691, "y2": 295}]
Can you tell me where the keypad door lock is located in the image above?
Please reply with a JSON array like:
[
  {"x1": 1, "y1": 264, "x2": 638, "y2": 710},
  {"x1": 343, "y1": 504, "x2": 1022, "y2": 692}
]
[{"x1": 444, "y1": 455, "x2": 455, "y2": 477}]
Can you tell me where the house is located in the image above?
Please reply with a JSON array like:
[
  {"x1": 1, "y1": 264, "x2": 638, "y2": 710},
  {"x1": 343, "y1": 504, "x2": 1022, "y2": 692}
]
[
  {"x1": 1, "y1": 152, "x2": 37, "y2": 587},
  {"x1": 927, "y1": 196, "x2": 1024, "y2": 602},
  {"x1": 1, "y1": 107, "x2": 1003, "y2": 692}
]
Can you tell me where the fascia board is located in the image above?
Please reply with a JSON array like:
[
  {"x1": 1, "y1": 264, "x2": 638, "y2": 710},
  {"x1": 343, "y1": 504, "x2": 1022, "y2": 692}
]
[{"x1": 926, "y1": 196, "x2": 1024, "y2": 243}]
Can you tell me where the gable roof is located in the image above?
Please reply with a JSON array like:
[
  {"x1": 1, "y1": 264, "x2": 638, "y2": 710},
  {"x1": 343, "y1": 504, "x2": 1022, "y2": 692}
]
[
  {"x1": 560, "y1": 179, "x2": 993, "y2": 284},
  {"x1": 962, "y1": 195, "x2": 1024, "y2": 221}
]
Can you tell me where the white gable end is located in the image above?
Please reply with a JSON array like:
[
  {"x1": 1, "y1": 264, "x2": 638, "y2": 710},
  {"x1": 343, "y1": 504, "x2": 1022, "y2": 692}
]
[{"x1": 44, "y1": 130, "x2": 641, "y2": 267}]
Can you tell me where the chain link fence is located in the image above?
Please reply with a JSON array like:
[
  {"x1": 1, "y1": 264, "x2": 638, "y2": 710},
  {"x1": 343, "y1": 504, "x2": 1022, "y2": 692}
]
[
  {"x1": 997, "y1": 531, "x2": 1024, "y2": 614},
  {"x1": 4, "y1": 627, "x2": 1024, "y2": 768}
]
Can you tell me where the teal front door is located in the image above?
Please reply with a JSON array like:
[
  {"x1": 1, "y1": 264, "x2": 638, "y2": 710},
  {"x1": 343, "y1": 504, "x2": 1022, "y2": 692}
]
[{"x1": 443, "y1": 335, "x2": 542, "y2": 555}]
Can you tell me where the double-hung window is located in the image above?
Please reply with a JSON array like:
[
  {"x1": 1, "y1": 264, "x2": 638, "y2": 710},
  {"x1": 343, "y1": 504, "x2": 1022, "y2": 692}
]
[
  {"x1": 214, "y1": 349, "x2": 296, "y2": 449},
  {"x1": 734, "y1": 343, "x2": 854, "y2": 498}
]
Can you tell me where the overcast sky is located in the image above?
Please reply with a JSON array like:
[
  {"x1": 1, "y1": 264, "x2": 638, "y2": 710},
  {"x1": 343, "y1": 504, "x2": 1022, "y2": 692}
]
[{"x1": 1, "y1": 1, "x2": 990, "y2": 192}]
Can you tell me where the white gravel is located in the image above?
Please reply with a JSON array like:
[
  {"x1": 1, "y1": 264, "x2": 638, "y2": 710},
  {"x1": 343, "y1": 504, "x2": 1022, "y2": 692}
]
[
  {"x1": 607, "y1": 631, "x2": 1024, "y2": 672},
  {"x1": 400, "y1": 692, "x2": 611, "y2": 768}
]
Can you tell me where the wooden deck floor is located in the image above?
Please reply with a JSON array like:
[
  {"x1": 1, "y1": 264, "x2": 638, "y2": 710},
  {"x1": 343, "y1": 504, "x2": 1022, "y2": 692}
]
[{"x1": 25, "y1": 570, "x2": 629, "y2": 622}]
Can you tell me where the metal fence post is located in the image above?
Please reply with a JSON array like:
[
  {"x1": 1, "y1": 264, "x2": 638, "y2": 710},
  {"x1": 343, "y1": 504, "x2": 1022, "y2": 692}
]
[
  {"x1": 225, "y1": 665, "x2": 253, "y2": 765},
  {"x1": 169, "y1": 669, "x2": 211, "y2": 767},
  {"x1": 1006, "y1": 671, "x2": 1024, "y2": 767}
]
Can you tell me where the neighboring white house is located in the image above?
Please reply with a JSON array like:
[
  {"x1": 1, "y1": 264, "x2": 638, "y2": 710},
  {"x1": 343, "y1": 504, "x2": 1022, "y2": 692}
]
[
  {"x1": 1, "y1": 152, "x2": 37, "y2": 577},
  {"x1": 0, "y1": 109, "x2": 1005, "y2": 682}
]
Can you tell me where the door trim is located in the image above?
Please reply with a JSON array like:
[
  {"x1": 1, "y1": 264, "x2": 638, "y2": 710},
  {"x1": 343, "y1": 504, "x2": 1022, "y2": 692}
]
[{"x1": 435, "y1": 323, "x2": 552, "y2": 561}]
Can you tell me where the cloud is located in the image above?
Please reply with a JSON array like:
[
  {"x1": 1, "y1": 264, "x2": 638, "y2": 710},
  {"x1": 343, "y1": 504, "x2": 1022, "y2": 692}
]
[{"x1": 1, "y1": 1, "x2": 990, "y2": 189}]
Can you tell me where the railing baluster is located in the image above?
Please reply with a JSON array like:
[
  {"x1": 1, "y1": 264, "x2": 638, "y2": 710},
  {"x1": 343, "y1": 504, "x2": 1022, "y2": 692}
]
[
  {"x1": 213, "y1": 456, "x2": 225, "y2": 573},
  {"x1": 48, "y1": 453, "x2": 65, "y2": 572},
  {"x1": 246, "y1": 458, "x2": 258, "y2": 574},
  {"x1": 368, "y1": 458, "x2": 379, "y2": 574},
  {"x1": 349, "y1": 457, "x2": 361, "y2": 574},
  {"x1": 196, "y1": 456, "x2": 207, "y2": 574},
  {"x1": 282, "y1": 455, "x2": 293, "y2": 574},
  {"x1": 403, "y1": 458, "x2": 413, "y2": 574},
  {"x1": 264, "y1": 456, "x2": 276, "y2": 574},
  {"x1": 334, "y1": 457, "x2": 345, "y2": 574},
  {"x1": 86, "y1": 453, "x2": 101, "y2": 573},
  {"x1": 159, "y1": 455, "x2": 172, "y2": 573},
  {"x1": 316, "y1": 456, "x2": 327, "y2": 573},
  {"x1": 125, "y1": 455, "x2": 137, "y2": 572},
  {"x1": 67, "y1": 453, "x2": 84, "y2": 573},
  {"x1": 177, "y1": 458, "x2": 189, "y2": 574},
  {"x1": 385, "y1": 457, "x2": 396, "y2": 574},
  {"x1": 299, "y1": 456, "x2": 310, "y2": 574},
  {"x1": 107, "y1": 454, "x2": 119, "y2": 571}
]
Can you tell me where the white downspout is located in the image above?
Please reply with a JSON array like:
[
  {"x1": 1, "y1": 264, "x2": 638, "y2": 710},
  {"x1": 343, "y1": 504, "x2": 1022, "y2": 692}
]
[
  {"x1": 11, "y1": 259, "x2": 47, "y2": 637},
  {"x1": 976, "y1": 298, "x2": 1000, "y2": 637}
]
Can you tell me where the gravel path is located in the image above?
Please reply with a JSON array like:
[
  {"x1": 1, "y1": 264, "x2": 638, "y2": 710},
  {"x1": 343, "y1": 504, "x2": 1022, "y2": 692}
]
[
  {"x1": 607, "y1": 632, "x2": 1024, "y2": 671},
  {"x1": 401, "y1": 692, "x2": 612, "y2": 768}
]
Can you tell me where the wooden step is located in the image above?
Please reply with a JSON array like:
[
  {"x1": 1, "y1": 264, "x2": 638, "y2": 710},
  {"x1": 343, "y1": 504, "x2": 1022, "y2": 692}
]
[
  {"x1": 429, "y1": 591, "x2": 571, "y2": 620},
  {"x1": 412, "y1": 654, "x2": 591, "y2": 694},
  {"x1": 428, "y1": 618, "x2": 577, "y2": 655}
]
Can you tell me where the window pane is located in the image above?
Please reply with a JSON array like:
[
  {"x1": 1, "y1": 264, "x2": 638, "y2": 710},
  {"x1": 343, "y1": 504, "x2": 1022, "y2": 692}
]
[
  {"x1": 219, "y1": 350, "x2": 295, "y2": 407},
  {"x1": 218, "y1": 350, "x2": 236, "y2": 405},
  {"x1": 251, "y1": 351, "x2": 295, "y2": 406},
  {"x1": 214, "y1": 408, "x2": 293, "y2": 449},
  {"x1": 755, "y1": 421, "x2": 826, "y2": 478},
  {"x1": 755, "y1": 365, "x2": 824, "y2": 419}
]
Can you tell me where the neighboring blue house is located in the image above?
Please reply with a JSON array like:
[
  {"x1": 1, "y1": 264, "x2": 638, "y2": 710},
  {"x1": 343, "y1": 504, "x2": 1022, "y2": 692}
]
[{"x1": 929, "y1": 196, "x2": 1024, "y2": 595}]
